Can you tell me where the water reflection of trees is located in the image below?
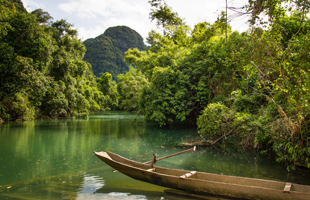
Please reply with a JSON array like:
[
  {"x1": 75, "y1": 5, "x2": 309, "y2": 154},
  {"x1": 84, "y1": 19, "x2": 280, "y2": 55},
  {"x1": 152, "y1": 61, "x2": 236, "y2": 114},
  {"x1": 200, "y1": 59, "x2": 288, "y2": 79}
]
[
  {"x1": 1, "y1": 111, "x2": 199, "y2": 186},
  {"x1": 1, "y1": 119, "x2": 104, "y2": 182}
]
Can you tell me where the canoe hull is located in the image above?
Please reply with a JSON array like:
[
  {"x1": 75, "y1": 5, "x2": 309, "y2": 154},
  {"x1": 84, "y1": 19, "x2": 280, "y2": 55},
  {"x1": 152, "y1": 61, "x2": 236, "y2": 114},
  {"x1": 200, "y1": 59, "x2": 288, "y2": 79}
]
[{"x1": 94, "y1": 151, "x2": 310, "y2": 200}]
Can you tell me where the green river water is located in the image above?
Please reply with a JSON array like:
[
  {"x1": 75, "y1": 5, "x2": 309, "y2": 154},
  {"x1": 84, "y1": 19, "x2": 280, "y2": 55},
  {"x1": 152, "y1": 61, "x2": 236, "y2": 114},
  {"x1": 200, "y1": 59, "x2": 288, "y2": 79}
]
[{"x1": 0, "y1": 111, "x2": 309, "y2": 200}]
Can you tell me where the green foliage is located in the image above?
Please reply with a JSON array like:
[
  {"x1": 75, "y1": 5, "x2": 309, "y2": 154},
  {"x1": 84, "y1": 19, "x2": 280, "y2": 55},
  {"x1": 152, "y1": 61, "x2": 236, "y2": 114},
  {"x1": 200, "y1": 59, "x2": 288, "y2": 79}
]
[
  {"x1": 245, "y1": 0, "x2": 309, "y2": 25},
  {"x1": 197, "y1": 103, "x2": 235, "y2": 136},
  {"x1": 231, "y1": 90, "x2": 263, "y2": 114},
  {"x1": 104, "y1": 26, "x2": 146, "y2": 53},
  {"x1": 126, "y1": 14, "x2": 250, "y2": 126},
  {"x1": 197, "y1": 102, "x2": 257, "y2": 143},
  {"x1": 138, "y1": 66, "x2": 189, "y2": 126},
  {"x1": 97, "y1": 72, "x2": 119, "y2": 109},
  {"x1": 117, "y1": 67, "x2": 149, "y2": 111},
  {"x1": 1, "y1": 91, "x2": 35, "y2": 121},
  {"x1": 31, "y1": 9, "x2": 53, "y2": 25},
  {"x1": 83, "y1": 26, "x2": 146, "y2": 79},
  {"x1": 245, "y1": 8, "x2": 310, "y2": 168},
  {"x1": 126, "y1": 19, "x2": 193, "y2": 126},
  {"x1": 0, "y1": 0, "x2": 105, "y2": 121},
  {"x1": 127, "y1": 0, "x2": 310, "y2": 169},
  {"x1": 149, "y1": 0, "x2": 185, "y2": 28},
  {"x1": 126, "y1": 25, "x2": 191, "y2": 77},
  {"x1": 8, "y1": 0, "x2": 26, "y2": 13},
  {"x1": 277, "y1": 11, "x2": 310, "y2": 47}
]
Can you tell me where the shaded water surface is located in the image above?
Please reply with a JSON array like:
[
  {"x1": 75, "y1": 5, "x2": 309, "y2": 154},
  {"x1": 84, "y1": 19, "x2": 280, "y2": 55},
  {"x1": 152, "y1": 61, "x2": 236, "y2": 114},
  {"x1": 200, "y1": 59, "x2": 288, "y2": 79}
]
[{"x1": 0, "y1": 111, "x2": 309, "y2": 200}]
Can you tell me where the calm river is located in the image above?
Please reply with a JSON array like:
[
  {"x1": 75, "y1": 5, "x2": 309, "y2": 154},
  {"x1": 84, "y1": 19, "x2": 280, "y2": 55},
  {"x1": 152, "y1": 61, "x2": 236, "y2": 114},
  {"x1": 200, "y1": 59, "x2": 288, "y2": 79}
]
[{"x1": 0, "y1": 111, "x2": 310, "y2": 200}]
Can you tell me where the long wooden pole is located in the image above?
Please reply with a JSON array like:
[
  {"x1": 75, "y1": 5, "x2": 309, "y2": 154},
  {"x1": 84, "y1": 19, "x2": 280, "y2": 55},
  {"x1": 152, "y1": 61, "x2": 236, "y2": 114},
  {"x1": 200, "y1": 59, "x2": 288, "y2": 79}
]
[{"x1": 144, "y1": 146, "x2": 196, "y2": 164}]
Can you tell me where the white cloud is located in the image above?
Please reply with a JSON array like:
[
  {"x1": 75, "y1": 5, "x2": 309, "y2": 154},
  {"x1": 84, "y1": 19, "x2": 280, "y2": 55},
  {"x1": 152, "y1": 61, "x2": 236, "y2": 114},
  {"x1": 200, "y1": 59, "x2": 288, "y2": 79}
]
[
  {"x1": 22, "y1": 0, "x2": 45, "y2": 12},
  {"x1": 59, "y1": 0, "x2": 148, "y2": 19},
  {"x1": 58, "y1": 0, "x2": 154, "y2": 40},
  {"x1": 77, "y1": 26, "x2": 106, "y2": 41},
  {"x1": 59, "y1": 0, "x2": 155, "y2": 41},
  {"x1": 77, "y1": 17, "x2": 154, "y2": 42},
  {"x1": 22, "y1": 0, "x2": 250, "y2": 41}
]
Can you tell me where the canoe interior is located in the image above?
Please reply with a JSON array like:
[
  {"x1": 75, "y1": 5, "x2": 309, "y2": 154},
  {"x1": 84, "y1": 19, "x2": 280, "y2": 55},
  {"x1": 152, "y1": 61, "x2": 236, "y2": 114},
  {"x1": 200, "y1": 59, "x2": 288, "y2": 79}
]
[{"x1": 95, "y1": 151, "x2": 310, "y2": 194}]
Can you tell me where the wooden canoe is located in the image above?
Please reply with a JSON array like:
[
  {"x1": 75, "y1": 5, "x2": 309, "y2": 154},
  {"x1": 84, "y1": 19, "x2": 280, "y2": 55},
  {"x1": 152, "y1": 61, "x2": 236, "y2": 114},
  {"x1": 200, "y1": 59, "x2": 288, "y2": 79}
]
[{"x1": 94, "y1": 151, "x2": 310, "y2": 200}]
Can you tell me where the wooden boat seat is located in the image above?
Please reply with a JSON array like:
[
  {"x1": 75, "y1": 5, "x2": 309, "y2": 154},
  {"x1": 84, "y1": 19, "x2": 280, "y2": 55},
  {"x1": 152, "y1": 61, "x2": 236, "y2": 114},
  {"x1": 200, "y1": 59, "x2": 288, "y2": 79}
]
[
  {"x1": 283, "y1": 183, "x2": 292, "y2": 193},
  {"x1": 180, "y1": 171, "x2": 197, "y2": 179}
]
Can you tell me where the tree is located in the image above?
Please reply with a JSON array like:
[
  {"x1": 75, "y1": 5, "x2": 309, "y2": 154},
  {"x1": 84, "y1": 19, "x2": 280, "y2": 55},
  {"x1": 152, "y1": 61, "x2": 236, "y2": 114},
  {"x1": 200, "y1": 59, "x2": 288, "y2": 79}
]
[
  {"x1": 97, "y1": 72, "x2": 118, "y2": 109},
  {"x1": 117, "y1": 67, "x2": 149, "y2": 111},
  {"x1": 0, "y1": 3, "x2": 53, "y2": 120},
  {"x1": 248, "y1": 17, "x2": 310, "y2": 169},
  {"x1": 31, "y1": 8, "x2": 53, "y2": 25},
  {"x1": 149, "y1": 0, "x2": 185, "y2": 28},
  {"x1": 9, "y1": 0, "x2": 26, "y2": 13},
  {"x1": 213, "y1": 0, "x2": 310, "y2": 169},
  {"x1": 125, "y1": 6, "x2": 249, "y2": 126},
  {"x1": 0, "y1": 1, "x2": 105, "y2": 121},
  {"x1": 244, "y1": 0, "x2": 310, "y2": 26}
]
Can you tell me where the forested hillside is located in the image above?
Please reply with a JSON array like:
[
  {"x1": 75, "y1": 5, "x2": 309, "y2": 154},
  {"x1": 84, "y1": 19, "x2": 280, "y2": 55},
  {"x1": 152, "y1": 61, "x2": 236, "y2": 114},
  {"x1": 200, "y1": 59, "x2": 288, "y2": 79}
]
[{"x1": 83, "y1": 26, "x2": 146, "y2": 79}]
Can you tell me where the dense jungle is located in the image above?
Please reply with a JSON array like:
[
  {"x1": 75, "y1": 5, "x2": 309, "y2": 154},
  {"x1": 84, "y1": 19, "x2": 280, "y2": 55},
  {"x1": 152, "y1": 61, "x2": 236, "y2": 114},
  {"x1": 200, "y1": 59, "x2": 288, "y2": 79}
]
[{"x1": 1, "y1": 0, "x2": 310, "y2": 170}]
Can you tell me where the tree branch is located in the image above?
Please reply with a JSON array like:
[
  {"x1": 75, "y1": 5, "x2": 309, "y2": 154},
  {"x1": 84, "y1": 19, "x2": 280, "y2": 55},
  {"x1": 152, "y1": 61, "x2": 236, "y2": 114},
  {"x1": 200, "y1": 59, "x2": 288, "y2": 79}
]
[{"x1": 211, "y1": 125, "x2": 239, "y2": 145}]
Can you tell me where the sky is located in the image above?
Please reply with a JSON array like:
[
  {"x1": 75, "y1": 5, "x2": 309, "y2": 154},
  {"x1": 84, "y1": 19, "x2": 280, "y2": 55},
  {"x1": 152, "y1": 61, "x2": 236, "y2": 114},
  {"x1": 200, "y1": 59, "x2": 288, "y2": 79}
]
[{"x1": 21, "y1": 0, "x2": 250, "y2": 42}]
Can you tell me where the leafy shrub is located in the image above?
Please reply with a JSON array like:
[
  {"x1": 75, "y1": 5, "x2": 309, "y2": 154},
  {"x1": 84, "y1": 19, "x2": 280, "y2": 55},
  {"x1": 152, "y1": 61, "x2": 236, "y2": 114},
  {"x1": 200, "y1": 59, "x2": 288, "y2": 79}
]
[
  {"x1": 197, "y1": 103, "x2": 235, "y2": 136},
  {"x1": 117, "y1": 67, "x2": 149, "y2": 111}
]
